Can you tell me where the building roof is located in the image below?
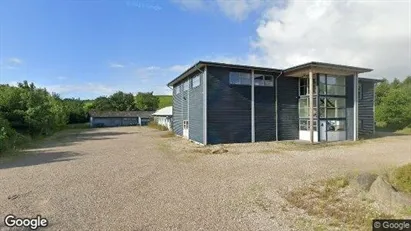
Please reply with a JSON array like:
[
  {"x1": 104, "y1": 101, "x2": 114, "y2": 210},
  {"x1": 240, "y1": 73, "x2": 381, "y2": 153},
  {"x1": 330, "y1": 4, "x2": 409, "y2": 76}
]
[
  {"x1": 167, "y1": 60, "x2": 374, "y2": 87},
  {"x1": 167, "y1": 61, "x2": 282, "y2": 87},
  {"x1": 359, "y1": 77, "x2": 385, "y2": 82},
  {"x1": 152, "y1": 106, "x2": 172, "y2": 116},
  {"x1": 89, "y1": 110, "x2": 154, "y2": 118},
  {"x1": 284, "y1": 61, "x2": 373, "y2": 74}
]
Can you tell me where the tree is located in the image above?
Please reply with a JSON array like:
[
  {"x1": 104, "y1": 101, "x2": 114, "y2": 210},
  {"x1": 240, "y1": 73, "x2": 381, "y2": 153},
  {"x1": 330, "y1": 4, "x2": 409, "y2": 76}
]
[
  {"x1": 109, "y1": 91, "x2": 136, "y2": 111},
  {"x1": 135, "y1": 92, "x2": 159, "y2": 111},
  {"x1": 376, "y1": 87, "x2": 411, "y2": 130},
  {"x1": 93, "y1": 96, "x2": 114, "y2": 111},
  {"x1": 375, "y1": 78, "x2": 391, "y2": 105}
]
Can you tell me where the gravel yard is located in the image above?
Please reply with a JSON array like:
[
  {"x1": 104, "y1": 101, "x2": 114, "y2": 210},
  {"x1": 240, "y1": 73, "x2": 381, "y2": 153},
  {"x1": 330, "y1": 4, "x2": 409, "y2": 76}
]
[{"x1": 1, "y1": 127, "x2": 411, "y2": 230}]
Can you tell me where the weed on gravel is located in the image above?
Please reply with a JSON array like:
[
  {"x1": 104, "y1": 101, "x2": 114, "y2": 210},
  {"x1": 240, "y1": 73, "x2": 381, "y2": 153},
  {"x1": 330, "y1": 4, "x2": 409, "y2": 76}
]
[{"x1": 284, "y1": 176, "x2": 393, "y2": 230}]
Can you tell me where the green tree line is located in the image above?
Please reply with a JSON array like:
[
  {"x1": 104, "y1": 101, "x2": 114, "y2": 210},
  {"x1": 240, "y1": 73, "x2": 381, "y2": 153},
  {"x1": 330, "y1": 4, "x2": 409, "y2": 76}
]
[
  {"x1": 375, "y1": 76, "x2": 411, "y2": 130},
  {"x1": 0, "y1": 81, "x2": 169, "y2": 153}
]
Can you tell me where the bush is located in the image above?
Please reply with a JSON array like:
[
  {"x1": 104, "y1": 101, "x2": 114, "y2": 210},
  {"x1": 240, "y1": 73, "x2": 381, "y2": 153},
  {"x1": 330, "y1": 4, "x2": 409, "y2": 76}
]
[
  {"x1": 391, "y1": 164, "x2": 411, "y2": 193},
  {"x1": 148, "y1": 121, "x2": 168, "y2": 131},
  {"x1": 0, "y1": 117, "x2": 20, "y2": 153}
]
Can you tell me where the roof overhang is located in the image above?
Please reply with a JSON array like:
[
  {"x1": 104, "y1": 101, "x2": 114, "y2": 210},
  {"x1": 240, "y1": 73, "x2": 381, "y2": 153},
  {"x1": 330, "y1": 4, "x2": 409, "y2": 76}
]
[
  {"x1": 284, "y1": 62, "x2": 373, "y2": 77},
  {"x1": 167, "y1": 61, "x2": 282, "y2": 87}
]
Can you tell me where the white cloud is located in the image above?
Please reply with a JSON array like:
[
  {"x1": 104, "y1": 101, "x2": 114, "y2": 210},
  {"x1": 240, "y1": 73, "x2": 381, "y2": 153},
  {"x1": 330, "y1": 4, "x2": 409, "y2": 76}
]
[
  {"x1": 169, "y1": 64, "x2": 190, "y2": 72},
  {"x1": 8, "y1": 58, "x2": 22, "y2": 65},
  {"x1": 172, "y1": 0, "x2": 205, "y2": 10},
  {"x1": 109, "y1": 62, "x2": 125, "y2": 68},
  {"x1": 172, "y1": 0, "x2": 270, "y2": 21},
  {"x1": 0, "y1": 57, "x2": 23, "y2": 69},
  {"x1": 44, "y1": 83, "x2": 115, "y2": 96},
  {"x1": 57, "y1": 76, "x2": 67, "y2": 80},
  {"x1": 210, "y1": 0, "x2": 411, "y2": 80}
]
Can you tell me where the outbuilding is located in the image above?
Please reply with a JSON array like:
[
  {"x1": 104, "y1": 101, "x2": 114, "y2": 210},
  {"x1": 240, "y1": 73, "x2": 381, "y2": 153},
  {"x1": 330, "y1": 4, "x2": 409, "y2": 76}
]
[
  {"x1": 167, "y1": 61, "x2": 382, "y2": 145},
  {"x1": 152, "y1": 106, "x2": 173, "y2": 131},
  {"x1": 89, "y1": 111, "x2": 154, "y2": 128}
]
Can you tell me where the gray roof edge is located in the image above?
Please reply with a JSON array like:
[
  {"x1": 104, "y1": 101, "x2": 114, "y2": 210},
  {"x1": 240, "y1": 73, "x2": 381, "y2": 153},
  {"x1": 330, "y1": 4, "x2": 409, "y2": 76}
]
[
  {"x1": 166, "y1": 61, "x2": 283, "y2": 87},
  {"x1": 284, "y1": 61, "x2": 373, "y2": 73}
]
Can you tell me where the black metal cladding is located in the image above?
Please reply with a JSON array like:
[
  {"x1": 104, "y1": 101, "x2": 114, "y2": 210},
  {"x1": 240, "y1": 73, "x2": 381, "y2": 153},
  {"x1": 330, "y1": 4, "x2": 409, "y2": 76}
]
[
  {"x1": 345, "y1": 75, "x2": 354, "y2": 140},
  {"x1": 188, "y1": 71, "x2": 204, "y2": 143},
  {"x1": 207, "y1": 66, "x2": 252, "y2": 144},
  {"x1": 277, "y1": 76, "x2": 299, "y2": 140},
  {"x1": 358, "y1": 80, "x2": 375, "y2": 136},
  {"x1": 254, "y1": 71, "x2": 277, "y2": 142},
  {"x1": 172, "y1": 85, "x2": 183, "y2": 136}
]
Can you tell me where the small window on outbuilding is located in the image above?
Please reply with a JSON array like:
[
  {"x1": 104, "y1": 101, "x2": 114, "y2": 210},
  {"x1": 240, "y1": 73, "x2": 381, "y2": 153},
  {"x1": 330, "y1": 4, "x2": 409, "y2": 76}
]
[
  {"x1": 192, "y1": 74, "x2": 200, "y2": 88},
  {"x1": 183, "y1": 79, "x2": 190, "y2": 91},
  {"x1": 175, "y1": 85, "x2": 181, "y2": 94}
]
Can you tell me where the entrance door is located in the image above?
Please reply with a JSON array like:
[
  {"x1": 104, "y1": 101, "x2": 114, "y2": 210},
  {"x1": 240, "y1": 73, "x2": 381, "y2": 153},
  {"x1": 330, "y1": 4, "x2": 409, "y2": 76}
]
[
  {"x1": 183, "y1": 120, "x2": 189, "y2": 139},
  {"x1": 320, "y1": 120, "x2": 327, "y2": 141}
]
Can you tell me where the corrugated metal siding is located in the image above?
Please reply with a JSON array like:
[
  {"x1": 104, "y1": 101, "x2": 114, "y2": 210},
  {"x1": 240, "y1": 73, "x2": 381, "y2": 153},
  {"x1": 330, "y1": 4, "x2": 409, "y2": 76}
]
[
  {"x1": 254, "y1": 74, "x2": 277, "y2": 142},
  {"x1": 359, "y1": 80, "x2": 375, "y2": 136},
  {"x1": 207, "y1": 66, "x2": 251, "y2": 144},
  {"x1": 277, "y1": 76, "x2": 299, "y2": 140},
  {"x1": 91, "y1": 117, "x2": 137, "y2": 127},
  {"x1": 346, "y1": 75, "x2": 354, "y2": 140},
  {"x1": 172, "y1": 84, "x2": 183, "y2": 136},
  {"x1": 188, "y1": 72, "x2": 204, "y2": 143}
]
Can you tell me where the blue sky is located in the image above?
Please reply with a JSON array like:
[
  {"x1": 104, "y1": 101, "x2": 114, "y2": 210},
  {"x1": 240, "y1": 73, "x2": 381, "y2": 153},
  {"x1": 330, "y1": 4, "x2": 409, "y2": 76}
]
[
  {"x1": 1, "y1": 0, "x2": 409, "y2": 99},
  {"x1": 0, "y1": 0, "x2": 265, "y2": 99}
]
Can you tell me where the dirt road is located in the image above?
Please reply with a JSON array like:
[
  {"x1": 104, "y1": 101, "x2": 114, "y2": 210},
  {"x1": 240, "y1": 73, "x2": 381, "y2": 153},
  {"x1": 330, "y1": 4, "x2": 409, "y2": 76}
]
[{"x1": 1, "y1": 127, "x2": 410, "y2": 230}]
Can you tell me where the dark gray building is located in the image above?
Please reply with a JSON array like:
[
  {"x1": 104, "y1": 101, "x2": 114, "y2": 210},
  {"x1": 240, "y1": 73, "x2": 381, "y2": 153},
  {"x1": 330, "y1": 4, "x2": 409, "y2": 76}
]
[
  {"x1": 167, "y1": 61, "x2": 381, "y2": 145},
  {"x1": 89, "y1": 111, "x2": 154, "y2": 128}
]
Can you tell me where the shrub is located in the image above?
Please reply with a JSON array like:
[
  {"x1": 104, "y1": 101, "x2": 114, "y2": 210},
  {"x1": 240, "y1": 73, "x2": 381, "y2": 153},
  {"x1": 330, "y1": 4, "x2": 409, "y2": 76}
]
[
  {"x1": 148, "y1": 121, "x2": 169, "y2": 131},
  {"x1": 391, "y1": 164, "x2": 411, "y2": 193}
]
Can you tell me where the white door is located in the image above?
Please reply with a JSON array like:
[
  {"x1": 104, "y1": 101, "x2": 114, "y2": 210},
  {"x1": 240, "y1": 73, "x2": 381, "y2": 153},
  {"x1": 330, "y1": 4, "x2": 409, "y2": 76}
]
[
  {"x1": 183, "y1": 120, "x2": 189, "y2": 139},
  {"x1": 320, "y1": 121, "x2": 327, "y2": 141}
]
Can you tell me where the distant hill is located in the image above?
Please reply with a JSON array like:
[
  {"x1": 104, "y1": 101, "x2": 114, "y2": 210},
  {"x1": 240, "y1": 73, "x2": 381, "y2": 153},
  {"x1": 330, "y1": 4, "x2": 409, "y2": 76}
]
[{"x1": 157, "y1": 95, "x2": 172, "y2": 109}]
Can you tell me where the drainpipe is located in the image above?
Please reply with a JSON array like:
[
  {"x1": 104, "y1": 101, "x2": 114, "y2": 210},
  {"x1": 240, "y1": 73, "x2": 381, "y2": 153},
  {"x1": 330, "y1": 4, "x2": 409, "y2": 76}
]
[{"x1": 275, "y1": 71, "x2": 283, "y2": 141}]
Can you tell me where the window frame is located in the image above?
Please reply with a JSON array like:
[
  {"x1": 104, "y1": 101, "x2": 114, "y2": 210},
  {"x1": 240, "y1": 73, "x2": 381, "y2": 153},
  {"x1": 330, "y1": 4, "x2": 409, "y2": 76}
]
[
  {"x1": 254, "y1": 74, "x2": 274, "y2": 87},
  {"x1": 192, "y1": 74, "x2": 201, "y2": 88},
  {"x1": 358, "y1": 82, "x2": 363, "y2": 100},
  {"x1": 229, "y1": 72, "x2": 251, "y2": 86},
  {"x1": 183, "y1": 79, "x2": 190, "y2": 91},
  {"x1": 175, "y1": 84, "x2": 181, "y2": 95}
]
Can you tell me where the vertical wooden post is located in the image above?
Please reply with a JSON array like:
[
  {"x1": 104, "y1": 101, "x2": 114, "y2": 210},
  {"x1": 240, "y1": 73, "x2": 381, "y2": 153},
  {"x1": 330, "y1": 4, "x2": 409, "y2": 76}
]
[
  {"x1": 251, "y1": 69, "x2": 255, "y2": 143},
  {"x1": 309, "y1": 70, "x2": 314, "y2": 143},
  {"x1": 353, "y1": 72, "x2": 358, "y2": 141}
]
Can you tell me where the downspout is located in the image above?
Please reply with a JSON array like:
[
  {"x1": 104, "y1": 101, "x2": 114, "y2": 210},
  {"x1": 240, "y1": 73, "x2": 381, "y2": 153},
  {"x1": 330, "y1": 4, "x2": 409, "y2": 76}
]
[{"x1": 275, "y1": 71, "x2": 283, "y2": 141}]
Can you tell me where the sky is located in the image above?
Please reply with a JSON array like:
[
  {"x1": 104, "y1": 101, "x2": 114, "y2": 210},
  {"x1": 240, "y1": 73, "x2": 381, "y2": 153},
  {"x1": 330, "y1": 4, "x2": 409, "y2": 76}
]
[{"x1": 0, "y1": 0, "x2": 410, "y2": 99}]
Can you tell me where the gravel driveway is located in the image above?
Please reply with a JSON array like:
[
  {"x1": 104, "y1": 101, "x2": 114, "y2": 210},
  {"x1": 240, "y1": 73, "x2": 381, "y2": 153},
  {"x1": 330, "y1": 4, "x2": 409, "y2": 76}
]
[{"x1": 1, "y1": 127, "x2": 411, "y2": 230}]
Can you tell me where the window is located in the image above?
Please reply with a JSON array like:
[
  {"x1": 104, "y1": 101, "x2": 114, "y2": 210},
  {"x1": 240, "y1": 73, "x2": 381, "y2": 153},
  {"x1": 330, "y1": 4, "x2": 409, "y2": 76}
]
[
  {"x1": 299, "y1": 119, "x2": 317, "y2": 131},
  {"x1": 192, "y1": 74, "x2": 201, "y2": 88},
  {"x1": 299, "y1": 78, "x2": 308, "y2": 95},
  {"x1": 229, "y1": 72, "x2": 251, "y2": 85},
  {"x1": 327, "y1": 120, "x2": 346, "y2": 131},
  {"x1": 254, "y1": 74, "x2": 274, "y2": 87},
  {"x1": 299, "y1": 77, "x2": 317, "y2": 95},
  {"x1": 320, "y1": 97, "x2": 346, "y2": 119},
  {"x1": 358, "y1": 82, "x2": 363, "y2": 100},
  {"x1": 183, "y1": 80, "x2": 189, "y2": 91},
  {"x1": 175, "y1": 84, "x2": 181, "y2": 94},
  {"x1": 299, "y1": 97, "x2": 317, "y2": 118},
  {"x1": 323, "y1": 75, "x2": 346, "y2": 96}
]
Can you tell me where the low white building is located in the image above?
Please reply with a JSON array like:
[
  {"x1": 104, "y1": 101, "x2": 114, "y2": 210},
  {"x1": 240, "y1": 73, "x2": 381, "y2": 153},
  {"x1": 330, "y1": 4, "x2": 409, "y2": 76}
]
[{"x1": 152, "y1": 106, "x2": 172, "y2": 131}]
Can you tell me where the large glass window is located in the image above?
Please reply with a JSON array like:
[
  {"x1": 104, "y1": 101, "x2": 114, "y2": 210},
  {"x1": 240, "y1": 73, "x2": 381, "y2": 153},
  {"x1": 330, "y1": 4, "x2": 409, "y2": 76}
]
[
  {"x1": 229, "y1": 72, "x2": 251, "y2": 85},
  {"x1": 299, "y1": 77, "x2": 317, "y2": 95},
  {"x1": 320, "y1": 97, "x2": 346, "y2": 119},
  {"x1": 320, "y1": 75, "x2": 346, "y2": 96},
  {"x1": 254, "y1": 74, "x2": 274, "y2": 87},
  {"x1": 299, "y1": 120, "x2": 317, "y2": 131}
]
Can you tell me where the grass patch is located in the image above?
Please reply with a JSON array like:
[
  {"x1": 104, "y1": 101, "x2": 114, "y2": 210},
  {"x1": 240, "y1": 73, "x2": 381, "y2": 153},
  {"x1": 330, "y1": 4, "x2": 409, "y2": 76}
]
[
  {"x1": 160, "y1": 131, "x2": 175, "y2": 138},
  {"x1": 390, "y1": 163, "x2": 411, "y2": 194},
  {"x1": 395, "y1": 127, "x2": 411, "y2": 135},
  {"x1": 66, "y1": 123, "x2": 90, "y2": 129},
  {"x1": 285, "y1": 176, "x2": 392, "y2": 230},
  {"x1": 148, "y1": 121, "x2": 169, "y2": 131}
]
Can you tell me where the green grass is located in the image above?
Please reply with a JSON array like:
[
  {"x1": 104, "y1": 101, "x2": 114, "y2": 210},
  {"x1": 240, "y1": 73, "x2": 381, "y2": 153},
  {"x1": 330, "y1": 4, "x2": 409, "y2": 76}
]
[
  {"x1": 395, "y1": 127, "x2": 411, "y2": 135},
  {"x1": 157, "y1": 95, "x2": 172, "y2": 109},
  {"x1": 285, "y1": 176, "x2": 392, "y2": 230},
  {"x1": 390, "y1": 164, "x2": 411, "y2": 193}
]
